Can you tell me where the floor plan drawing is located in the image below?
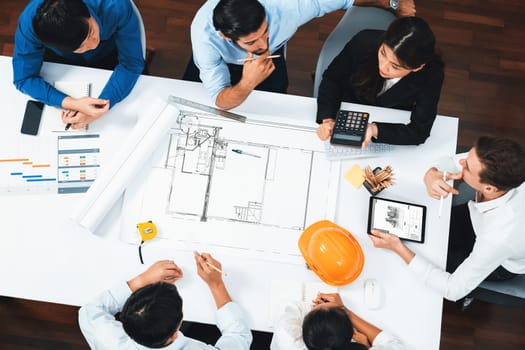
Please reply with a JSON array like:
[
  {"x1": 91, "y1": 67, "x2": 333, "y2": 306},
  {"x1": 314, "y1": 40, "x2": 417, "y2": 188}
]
[{"x1": 122, "y1": 111, "x2": 340, "y2": 263}]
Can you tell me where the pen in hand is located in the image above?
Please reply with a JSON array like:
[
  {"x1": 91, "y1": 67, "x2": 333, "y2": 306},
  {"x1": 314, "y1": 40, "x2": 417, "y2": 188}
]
[
  {"x1": 63, "y1": 110, "x2": 78, "y2": 131},
  {"x1": 438, "y1": 171, "x2": 447, "y2": 218},
  {"x1": 236, "y1": 54, "x2": 281, "y2": 63},
  {"x1": 195, "y1": 251, "x2": 227, "y2": 276}
]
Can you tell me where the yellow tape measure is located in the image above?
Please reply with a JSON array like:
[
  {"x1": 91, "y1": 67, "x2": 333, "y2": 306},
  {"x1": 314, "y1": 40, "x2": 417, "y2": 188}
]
[{"x1": 137, "y1": 221, "x2": 157, "y2": 241}]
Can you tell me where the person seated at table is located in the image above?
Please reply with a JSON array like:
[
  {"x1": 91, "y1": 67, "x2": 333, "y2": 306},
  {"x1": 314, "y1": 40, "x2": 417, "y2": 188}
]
[
  {"x1": 78, "y1": 253, "x2": 252, "y2": 349},
  {"x1": 184, "y1": 0, "x2": 416, "y2": 110},
  {"x1": 369, "y1": 136, "x2": 525, "y2": 302},
  {"x1": 13, "y1": 0, "x2": 144, "y2": 129},
  {"x1": 316, "y1": 16, "x2": 444, "y2": 147},
  {"x1": 271, "y1": 292, "x2": 405, "y2": 350}
]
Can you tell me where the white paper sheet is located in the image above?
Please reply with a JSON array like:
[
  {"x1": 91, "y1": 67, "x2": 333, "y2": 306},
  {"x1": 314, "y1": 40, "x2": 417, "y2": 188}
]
[{"x1": 71, "y1": 99, "x2": 179, "y2": 232}]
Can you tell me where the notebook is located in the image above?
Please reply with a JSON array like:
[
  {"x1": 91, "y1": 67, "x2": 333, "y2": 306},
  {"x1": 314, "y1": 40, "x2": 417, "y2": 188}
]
[
  {"x1": 48, "y1": 81, "x2": 92, "y2": 132},
  {"x1": 269, "y1": 279, "x2": 338, "y2": 328}
]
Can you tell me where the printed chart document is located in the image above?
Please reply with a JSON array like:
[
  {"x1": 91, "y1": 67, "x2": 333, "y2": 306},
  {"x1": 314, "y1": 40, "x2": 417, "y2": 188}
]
[
  {"x1": 121, "y1": 108, "x2": 341, "y2": 263},
  {"x1": 1, "y1": 128, "x2": 100, "y2": 195}
]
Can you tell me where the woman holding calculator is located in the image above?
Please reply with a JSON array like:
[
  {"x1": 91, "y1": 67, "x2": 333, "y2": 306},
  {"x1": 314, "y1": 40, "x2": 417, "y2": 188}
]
[{"x1": 316, "y1": 16, "x2": 444, "y2": 147}]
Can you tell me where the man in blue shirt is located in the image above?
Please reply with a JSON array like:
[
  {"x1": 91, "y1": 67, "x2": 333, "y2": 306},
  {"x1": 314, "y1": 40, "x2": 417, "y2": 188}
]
[
  {"x1": 13, "y1": 0, "x2": 144, "y2": 129},
  {"x1": 185, "y1": 0, "x2": 416, "y2": 110}
]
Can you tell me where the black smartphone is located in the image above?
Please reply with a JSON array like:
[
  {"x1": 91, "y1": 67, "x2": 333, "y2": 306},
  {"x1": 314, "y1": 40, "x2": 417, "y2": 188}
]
[{"x1": 21, "y1": 100, "x2": 44, "y2": 135}]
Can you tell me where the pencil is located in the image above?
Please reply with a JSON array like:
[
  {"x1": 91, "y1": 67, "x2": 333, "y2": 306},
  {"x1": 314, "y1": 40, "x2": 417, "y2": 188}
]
[
  {"x1": 438, "y1": 171, "x2": 447, "y2": 218},
  {"x1": 205, "y1": 260, "x2": 228, "y2": 276},
  {"x1": 195, "y1": 251, "x2": 228, "y2": 276},
  {"x1": 236, "y1": 54, "x2": 281, "y2": 63}
]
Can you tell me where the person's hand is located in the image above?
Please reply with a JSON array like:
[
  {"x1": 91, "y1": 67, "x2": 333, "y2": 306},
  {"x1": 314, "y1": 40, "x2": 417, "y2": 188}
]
[
  {"x1": 361, "y1": 123, "x2": 378, "y2": 148},
  {"x1": 61, "y1": 110, "x2": 90, "y2": 130},
  {"x1": 395, "y1": 0, "x2": 416, "y2": 17},
  {"x1": 369, "y1": 229, "x2": 404, "y2": 252},
  {"x1": 240, "y1": 51, "x2": 275, "y2": 89},
  {"x1": 316, "y1": 118, "x2": 335, "y2": 141},
  {"x1": 194, "y1": 251, "x2": 224, "y2": 288},
  {"x1": 424, "y1": 167, "x2": 462, "y2": 200},
  {"x1": 127, "y1": 260, "x2": 183, "y2": 292},
  {"x1": 61, "y1": 96, "x2": 110, "y2": 126},
  {"x1": 370, "y1": 230, "x2": 416, "y2": 264},
  {"x1": 312, "y1": 292, "x2": 345, "y2": 309}
]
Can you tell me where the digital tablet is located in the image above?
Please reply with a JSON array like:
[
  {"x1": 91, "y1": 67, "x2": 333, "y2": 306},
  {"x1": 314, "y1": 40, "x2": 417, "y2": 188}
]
[{"x1": 367, "y1": 197, "x2": 426, "y2": 243}]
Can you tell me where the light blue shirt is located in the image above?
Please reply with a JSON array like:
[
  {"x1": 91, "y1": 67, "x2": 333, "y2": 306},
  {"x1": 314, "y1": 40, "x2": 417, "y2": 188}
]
[
  {"x1": 78, "y1": 282, "x2": 253, "y2": 350},
  {"x1": 191, "y1": 0, "x2": 354, "y2": 102}
]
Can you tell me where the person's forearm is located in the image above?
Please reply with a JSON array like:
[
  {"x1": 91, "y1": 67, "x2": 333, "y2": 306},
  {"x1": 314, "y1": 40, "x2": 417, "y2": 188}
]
[
  {"x1": 346, "y1": 308, "x2": 382, "y2": 344},
  {"x1": 208, "y1": 282, "x2": 233, "y2": 309},
  {"x1": 394, "y1": 241, "x2": 416, "y2": 264},
  {"x1": 353, "y1": 0, "x2": 389, "y2": 9},
  {"x1": 215, "y1": 80, "x2": 254, "y2": 110}
]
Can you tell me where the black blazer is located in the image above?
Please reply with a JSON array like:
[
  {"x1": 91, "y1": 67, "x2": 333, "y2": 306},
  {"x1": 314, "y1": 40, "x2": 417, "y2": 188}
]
[{"x1": 316, "y1": 30, "x2": 444, "y2": 145}]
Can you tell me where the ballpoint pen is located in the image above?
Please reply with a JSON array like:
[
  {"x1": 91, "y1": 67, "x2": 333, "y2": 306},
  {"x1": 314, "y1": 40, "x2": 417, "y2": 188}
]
[
  {"x1": 236, "y1": 54, "x2": 281, "y2": 63},
  {"x1": 232, "y1": 149, "x2": 261, "y2": 158},
  {"x1": 438, "y1": 171, "x2": 447, "y2": 218}
]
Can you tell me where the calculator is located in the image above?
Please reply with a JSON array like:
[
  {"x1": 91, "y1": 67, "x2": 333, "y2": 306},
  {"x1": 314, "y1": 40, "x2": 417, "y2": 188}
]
[{"x1": 330, "y1": 110, "x2": 369, "y2": 147}]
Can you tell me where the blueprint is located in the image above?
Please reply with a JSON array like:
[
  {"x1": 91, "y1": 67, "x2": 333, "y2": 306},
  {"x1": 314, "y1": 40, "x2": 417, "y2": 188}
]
[{"x1": 121, "y1": 111, "x2": 340, "y2": 263}]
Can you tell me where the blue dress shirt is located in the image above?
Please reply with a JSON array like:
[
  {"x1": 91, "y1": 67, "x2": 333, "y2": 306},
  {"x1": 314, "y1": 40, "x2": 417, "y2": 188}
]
[
  {"x1": 191, "y1": 0, "x2": 354, "y2": 102},
  {"x1": 13, "y1": 0, "x2": 144, "y2": 108}
]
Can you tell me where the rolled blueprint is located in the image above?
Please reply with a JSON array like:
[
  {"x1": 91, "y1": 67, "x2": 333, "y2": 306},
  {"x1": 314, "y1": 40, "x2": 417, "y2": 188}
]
[{"x1": 71, "y1": 99, "x2": 179, "y2": 232}]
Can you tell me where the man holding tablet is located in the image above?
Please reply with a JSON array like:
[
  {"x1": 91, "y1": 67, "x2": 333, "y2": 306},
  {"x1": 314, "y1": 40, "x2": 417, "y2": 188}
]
[{"x1": 369, "y1": 136, "x2": 525, "y2": 302}]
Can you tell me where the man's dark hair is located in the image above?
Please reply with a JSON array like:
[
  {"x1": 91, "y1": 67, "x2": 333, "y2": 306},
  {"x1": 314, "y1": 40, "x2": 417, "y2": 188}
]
[
  {"x1": 120, "y1": 282, "x2": 183, "y2": 348},
  {"x1": 32, "y1": 0, "x2": 91, "y2": 52},
  {"x1": 213, "y1": 0, "x2": 265, "y2": 42},
  {"x1": 302, "y1": 307, "x2": 367, "y2": 350},
  {"x1": 475, "y1": 136, "x2": 525, "y2": 191}
]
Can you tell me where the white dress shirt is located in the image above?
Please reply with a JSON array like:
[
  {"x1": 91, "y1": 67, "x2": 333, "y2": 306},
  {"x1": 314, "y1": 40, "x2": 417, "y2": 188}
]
[
  {"x1": 270, "y1": 301, "x2": 406, "y2": 350},
  {"x1": 408, "y1": 154, "x2": 525, "y2": 301},
  {"x1": 78, "y1": 282, "x2": 252, "y2": 350}
]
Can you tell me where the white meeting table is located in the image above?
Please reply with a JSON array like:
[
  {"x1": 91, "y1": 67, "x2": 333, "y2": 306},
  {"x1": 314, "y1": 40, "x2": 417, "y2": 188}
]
[{"x1": 0, "y1": 55, "x2": 457, "y2": 350}]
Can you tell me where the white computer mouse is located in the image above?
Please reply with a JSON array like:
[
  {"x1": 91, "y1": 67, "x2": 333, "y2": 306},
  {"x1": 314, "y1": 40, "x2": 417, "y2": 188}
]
[{"x1": 363, "y1": 278, "x2": 382, "y2": 309}]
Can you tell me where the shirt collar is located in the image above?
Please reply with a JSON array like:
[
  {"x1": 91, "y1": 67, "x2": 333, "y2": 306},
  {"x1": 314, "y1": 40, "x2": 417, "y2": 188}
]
[
  {"x1": 85, "y1": 4, "x2": 105, "y2": 39},
  {"x1": 471, "y1": 188, "x2": 516, "y2": 213}
]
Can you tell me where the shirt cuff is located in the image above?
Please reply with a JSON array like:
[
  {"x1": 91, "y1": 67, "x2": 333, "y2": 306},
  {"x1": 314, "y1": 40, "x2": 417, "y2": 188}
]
[
  {"x1": 216, "y1": 301, "x2": 244, "y2": 328},
  {"x1": 110, "y1": 282, "x2": 133, "y2": 305},
  {"x1": 372, "y1": 330, "x2": 398, "y2": 346},
  {"x1": 407, "y1": 254, "x2": 427, "y2": 275}
]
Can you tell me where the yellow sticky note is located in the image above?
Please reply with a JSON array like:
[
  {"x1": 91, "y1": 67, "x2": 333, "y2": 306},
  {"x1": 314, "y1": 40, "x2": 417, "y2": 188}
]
[{"x1": 344, "y1": 164, "x2": 365, "y2": 189}]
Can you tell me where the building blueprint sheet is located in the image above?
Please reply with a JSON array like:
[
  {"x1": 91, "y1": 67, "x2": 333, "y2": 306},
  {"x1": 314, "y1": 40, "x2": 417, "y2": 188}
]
[{"x1": 121, "y1": 111, "x2": 340, "y2": 263}]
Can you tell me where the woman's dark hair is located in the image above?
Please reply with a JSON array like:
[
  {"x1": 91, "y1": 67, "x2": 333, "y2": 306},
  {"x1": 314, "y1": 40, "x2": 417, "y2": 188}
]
[
  {"x1": 302, "y1": 307, "x2": 367, "y2": 350},
  {"x1": 475, "y1": 136, "x2": 525, "y2": 191},
  {"x1": 32, "y1": 0, "x2": 91, "y2": 52},
  {"x1": 120, "y1": 282, "x2": 183, "y2": 348},
  {"x1": 213, "y1": 0, "x2": 266, "y2": 42},
  {"x1": 352, "y1": 16, "x2": 443, "y2": 103}
]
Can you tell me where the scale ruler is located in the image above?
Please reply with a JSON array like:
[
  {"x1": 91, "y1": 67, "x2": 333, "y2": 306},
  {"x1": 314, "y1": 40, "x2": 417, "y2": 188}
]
[{"x1": 168, "y1": 95, "x2": 247, "y2": 123}]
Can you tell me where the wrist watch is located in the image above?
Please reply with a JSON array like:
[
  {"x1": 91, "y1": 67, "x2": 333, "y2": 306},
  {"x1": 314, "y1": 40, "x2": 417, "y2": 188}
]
[{"x1": 389, "y1": 0, "x2": 399, "y2": 10}]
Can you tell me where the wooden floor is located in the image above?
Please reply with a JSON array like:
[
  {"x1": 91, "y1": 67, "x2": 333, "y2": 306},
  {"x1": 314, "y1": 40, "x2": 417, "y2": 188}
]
[{"x1": 1, "y1": 0, "x2": 524, "y2": 349}]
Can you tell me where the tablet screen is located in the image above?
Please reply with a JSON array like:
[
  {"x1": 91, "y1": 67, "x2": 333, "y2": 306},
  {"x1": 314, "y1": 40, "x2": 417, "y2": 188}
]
[{"x1": 367, "y1": 197, "x2": 426, "y2": 243}]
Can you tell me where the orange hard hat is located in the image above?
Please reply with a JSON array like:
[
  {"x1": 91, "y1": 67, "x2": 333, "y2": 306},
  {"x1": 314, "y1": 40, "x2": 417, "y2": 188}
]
[{"x1": 298, "y1": 220, "x2": 364, "y2": 286}]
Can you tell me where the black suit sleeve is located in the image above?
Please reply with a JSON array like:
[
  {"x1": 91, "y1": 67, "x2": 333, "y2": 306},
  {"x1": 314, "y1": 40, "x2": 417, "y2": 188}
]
[
  {"x1": 374, "y1": 66, "x2": 445, "y2": 145},
  {"x1": 316, "y1": 39, "x2": 358, "y2": 124}
]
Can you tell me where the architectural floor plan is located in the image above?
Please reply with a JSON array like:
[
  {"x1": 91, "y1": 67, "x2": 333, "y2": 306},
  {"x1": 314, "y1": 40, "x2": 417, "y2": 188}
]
[{"x1": 122, "y1": 111, "x2": 340, "y2": 263}]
